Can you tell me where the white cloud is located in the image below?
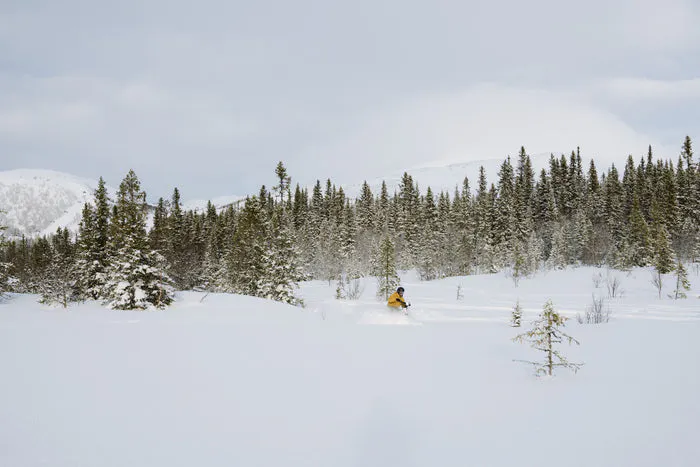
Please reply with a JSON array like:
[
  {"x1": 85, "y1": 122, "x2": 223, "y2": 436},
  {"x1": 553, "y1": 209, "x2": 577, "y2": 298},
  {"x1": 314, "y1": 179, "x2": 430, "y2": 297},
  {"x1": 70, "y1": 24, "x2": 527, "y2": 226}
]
[
  {"x1": 602, "y1": 78, "x2": 700, "y2": 101},
  {"x1": 0, "y1": 0, "x2": 698, "y2": 199},
  {"x1": 299, "y1": 84, "x2": 672, "y2": 187}
]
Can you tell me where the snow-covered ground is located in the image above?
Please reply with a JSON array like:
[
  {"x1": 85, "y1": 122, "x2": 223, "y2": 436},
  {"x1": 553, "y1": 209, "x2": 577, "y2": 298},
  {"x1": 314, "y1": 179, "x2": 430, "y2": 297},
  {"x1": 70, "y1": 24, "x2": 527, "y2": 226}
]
[{"x1": 1, "y1": 266, "x2": 699, "y2": 467}]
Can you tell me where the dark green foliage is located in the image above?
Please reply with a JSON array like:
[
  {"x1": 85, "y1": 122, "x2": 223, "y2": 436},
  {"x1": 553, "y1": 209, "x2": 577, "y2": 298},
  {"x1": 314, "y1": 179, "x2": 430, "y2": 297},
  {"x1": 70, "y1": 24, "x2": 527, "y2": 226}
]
[
  {"x1": 102, "y1": 170, "x2": 174, "y2": 310},
  {"x1": 374, "y1": 234, "x2": 400, "y2": 301}
]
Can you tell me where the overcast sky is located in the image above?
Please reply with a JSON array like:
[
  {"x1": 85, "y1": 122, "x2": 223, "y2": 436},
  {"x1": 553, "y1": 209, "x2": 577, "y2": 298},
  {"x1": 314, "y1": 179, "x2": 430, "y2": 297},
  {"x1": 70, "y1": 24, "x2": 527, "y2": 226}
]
[{"x1": 1, "y1": 0, "x2": 699, "y2": 201}]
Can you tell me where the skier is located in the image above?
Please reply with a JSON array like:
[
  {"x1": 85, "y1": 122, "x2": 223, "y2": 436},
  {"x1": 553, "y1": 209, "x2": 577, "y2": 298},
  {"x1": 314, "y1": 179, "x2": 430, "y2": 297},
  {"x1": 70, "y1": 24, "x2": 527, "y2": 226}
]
[{"x1": 387, "y1": 286, "x2": 410, "y2": 310}]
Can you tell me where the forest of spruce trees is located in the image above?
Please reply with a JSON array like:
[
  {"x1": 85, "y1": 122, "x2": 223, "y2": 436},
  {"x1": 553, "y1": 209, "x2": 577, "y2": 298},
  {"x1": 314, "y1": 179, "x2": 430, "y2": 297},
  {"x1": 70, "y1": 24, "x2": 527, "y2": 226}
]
[{"x1": 0, "y1": 136, "x2": 698, "y2": 309}]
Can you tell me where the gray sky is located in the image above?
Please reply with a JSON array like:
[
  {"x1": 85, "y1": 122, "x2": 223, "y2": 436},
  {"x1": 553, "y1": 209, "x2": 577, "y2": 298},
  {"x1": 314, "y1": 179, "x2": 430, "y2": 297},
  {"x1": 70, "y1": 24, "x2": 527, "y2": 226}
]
[{"x1": 1, "y1": 0, "x2": 699, "y2": 201}]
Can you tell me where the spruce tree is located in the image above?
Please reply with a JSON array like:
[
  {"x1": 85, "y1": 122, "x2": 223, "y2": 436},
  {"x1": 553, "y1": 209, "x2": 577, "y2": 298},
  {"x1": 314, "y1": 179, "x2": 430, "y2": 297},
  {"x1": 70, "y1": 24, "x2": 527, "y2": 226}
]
[
  {"x1": 149, "y1": 197, "x2": 168, "y2": 252},
  {"x1": 227, "y1": 195, "x2": 268, "y2": 296},
  {"x1": 74, "y1": 177, "x2": 112, "y2": 299},
  {"x1": 494, "y1": 156, "x2": 516, "y2": 266},
  {"x1": 374, "y1": 234, "x2": 400, "y2": 301},
  {"x1": 73, "y1": 203, "x2": 98, "y2": 299},
  {"x1": 0, "y1": 213, "x2": 11, "y2": 297},
  {"x1": 273, "y1": 161, "x2": 291, "y2": 204},
  {"x1": 103, "y1": 170, "x2": 174, "y2": 310},
  {"x1": 626, "y1": 195, "x2": 651, "y2": 267},
  {"x1": 258, "y1": 210, "x2": 305, "y2": 305},
  {"x1": 652, "y1": 207, "x2": 675, "y2": 275},
  {"x1": 673, "y1": 257, "x2": 691, "y2": 299},
  {"x1": 201, "y1": 231, "x2": 227, "y2": 292},
  {"x1": 513, "y1": 299, "x2": 583, "y2": 377},
  {"x1": 417, "y1": 187, "x2": 440, "y2": 280},
  {"x1": 547, "y1": 223, "x2": 568, "y2": 269},
  {"x1": 38, "y1": 228, "x2": 77, "y2": 307},
  {"x1": 511, "y1": 300, "x2": 523, "y2": 327},
  {"x1": 166, "y1": 187, "x2": 187, "y2": 288}
]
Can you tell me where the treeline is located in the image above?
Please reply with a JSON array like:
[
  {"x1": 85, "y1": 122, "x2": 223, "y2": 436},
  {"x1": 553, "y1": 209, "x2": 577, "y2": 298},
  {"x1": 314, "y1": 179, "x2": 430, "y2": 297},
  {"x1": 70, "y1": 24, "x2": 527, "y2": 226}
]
[{"x1": 0, "y1": 136, "x2": 698, "y2": 309}]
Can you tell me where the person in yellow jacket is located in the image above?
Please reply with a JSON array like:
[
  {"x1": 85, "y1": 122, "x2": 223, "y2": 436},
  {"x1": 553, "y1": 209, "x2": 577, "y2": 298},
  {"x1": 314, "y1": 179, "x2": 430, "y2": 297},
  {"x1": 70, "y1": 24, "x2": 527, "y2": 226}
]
[{"x1": 387, "y1": 286, "x2": 410, "y2": 309}]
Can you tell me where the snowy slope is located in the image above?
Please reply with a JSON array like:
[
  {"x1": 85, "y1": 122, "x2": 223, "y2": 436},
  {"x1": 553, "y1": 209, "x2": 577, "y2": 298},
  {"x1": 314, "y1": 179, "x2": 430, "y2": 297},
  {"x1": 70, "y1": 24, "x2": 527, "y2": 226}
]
[
  {"x1": 182, "y1": 194, "x2": 247, "y2": 213},
  {"x1": 0, "y1": 266, "x2": 699, "y2": 467},
  {"x1": 0, "y1": 169, "x2": 119, "y2": 239}
]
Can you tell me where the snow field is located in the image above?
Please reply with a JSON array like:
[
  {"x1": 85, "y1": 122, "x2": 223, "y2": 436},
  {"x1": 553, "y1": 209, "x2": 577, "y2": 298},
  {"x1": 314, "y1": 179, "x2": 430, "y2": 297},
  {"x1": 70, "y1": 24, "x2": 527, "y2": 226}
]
[{"x1": 0, "y1": 265, "x2": 698, "y2": 467}]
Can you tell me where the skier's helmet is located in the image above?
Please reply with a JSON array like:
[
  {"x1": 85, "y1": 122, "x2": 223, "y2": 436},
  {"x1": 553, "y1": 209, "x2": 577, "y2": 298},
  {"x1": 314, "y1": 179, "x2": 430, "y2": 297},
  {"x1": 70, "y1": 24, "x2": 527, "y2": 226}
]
[{"x1": 397, "y1": 287, "x2": 404, "y2": 293}]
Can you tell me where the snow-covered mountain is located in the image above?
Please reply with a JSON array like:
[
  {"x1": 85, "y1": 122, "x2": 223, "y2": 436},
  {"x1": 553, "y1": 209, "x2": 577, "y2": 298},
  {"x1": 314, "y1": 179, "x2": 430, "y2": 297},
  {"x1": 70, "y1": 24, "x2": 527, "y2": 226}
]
[
  {"x1": 0, "y1": 169, "x2": 247, "y2": 240},
  {"x1": 0, "y1": 169, "x2": 116, "y2": 239},
  {"x1": 182, "y1": 195, "x2": 247, "y2": 213}
]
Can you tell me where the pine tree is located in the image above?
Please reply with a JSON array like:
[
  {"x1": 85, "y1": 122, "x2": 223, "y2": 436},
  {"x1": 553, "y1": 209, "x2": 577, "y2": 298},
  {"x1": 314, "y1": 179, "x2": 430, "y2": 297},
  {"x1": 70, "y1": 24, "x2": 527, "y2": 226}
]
[
  {"x1": 258, "y1": 210, "x2": 305, "y2": 306},
  {"x1": 149, "y1": 197, "x2": 168, "y2": 252},
  {"x1": 227, "y1": 195, "x2": 269, "y2": 296},
  {"x1": 374, "y1": 234, "x2": 400, "y2": 301},
  {"x1": 73, "y1": 177, "x2": 112, "y2": 300},
  {"x1": 38, "y1": 228, "x2": 77, "y2": 307},
  {"x1": 514, "y1": 146, "x2": 535, "y2": 243},
  {"x1": 397, "y1": 173, "x2": 420, "y2": 269},
  {"x1": 547, "y1": 223, "x2": 568, "y2": 269},
  {"x1": 673, "y1": 257, "x2": 691, "y2": 299},
  {"x1": 166, "y1": 187, "x2": 187, "y2": 288},
  {"x1": 494, "y1": 156, "x2": 516, "y2": 266},
  {"x1": 626, "y1": 194, "x2": 651, "y2": 267},
  {"x1": 103, "y1": 170, "x2": 174, "y2": 310},
  {"x1": 511, "y1": 300, "x2": 523, "y2": 327},
  {"x1": 513, "y1": 299, "x2": 583, "y2": 377},
  {"x1": 273, "y1": 161, "x2": 292, "y2": 205},
  {"x1": 73, "y1": 203, "x2": 98, "y2": 299},
  {"x1": 0, "y1": 213, "x2": 11, "y2": 297},
  {"x1": 417, "y1": 187, "x2": 440, "y2": 280},
  {"x1": 74, "y1": 177, "x2": 112, "y2": 299},
  {"x1": 652, "y1": 219, "x2": 675, "y2": 275}
]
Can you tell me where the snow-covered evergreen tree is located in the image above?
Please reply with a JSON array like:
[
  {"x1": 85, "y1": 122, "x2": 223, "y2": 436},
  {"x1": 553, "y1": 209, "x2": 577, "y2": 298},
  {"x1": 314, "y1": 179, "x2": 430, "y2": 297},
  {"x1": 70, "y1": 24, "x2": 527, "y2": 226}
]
[
  {"x1": 38, "y1": 228, "x2": 77, "y2": 308},
  {"x1": 227, "y1": 195, "x2": 268, "y2": 296},
  {"x1": 511, "y1": 300, "x2": 522, "y2": 327},
  {"x1": 73, "y1": 177, "x2": 111, "y2": 300},
  {"x1": 513, "y1": 299, "x2": 583, "y2": 377},
  {"x1": 417, "y1": 187, "x2": 441, "y2": 280},
  {"x1": 0, "y1": 213, "x2": 11, "y2": 297},
  {"x1": 547, "y1": 223, "x2": 568, "y2": 269},
  {"x1": 493, "y1": 157, "x2": 516, "y2": 267},
  {"x1": 626, "y1": 195, "x2": 651, "y2": 267},
  {"x1": 149, "y1": 197, "x2": 168, "y2": 252},
  {"x1": 103, "y1": 170, "x2": 174, "y2": 310},
  {"x1": 272, "y1": 161, "x2": 292, "y2": 205},
  {"x1": 673, "y1": 257, "x2": 690, "y2": 299},
  {"x1": 258, "y1": 210, "x2": 305, "y2": 306},
  {"x1": 652, "y1": 221, "x2": 675, "y2": 275}
]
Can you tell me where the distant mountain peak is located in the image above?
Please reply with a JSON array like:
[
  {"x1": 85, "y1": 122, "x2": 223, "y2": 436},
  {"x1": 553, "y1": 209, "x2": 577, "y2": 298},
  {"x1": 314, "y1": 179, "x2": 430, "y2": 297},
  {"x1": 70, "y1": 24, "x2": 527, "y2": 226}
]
[{"x1": 0, "y1": 169, "x2": 114, "y2": 239}]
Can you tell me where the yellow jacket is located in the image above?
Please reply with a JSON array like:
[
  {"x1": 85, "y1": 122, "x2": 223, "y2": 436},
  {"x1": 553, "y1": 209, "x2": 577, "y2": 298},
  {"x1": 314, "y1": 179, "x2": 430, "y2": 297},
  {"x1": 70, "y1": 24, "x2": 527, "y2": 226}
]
[{"x1": 387, "y1": 291, "x2": 407, "y2": 308}]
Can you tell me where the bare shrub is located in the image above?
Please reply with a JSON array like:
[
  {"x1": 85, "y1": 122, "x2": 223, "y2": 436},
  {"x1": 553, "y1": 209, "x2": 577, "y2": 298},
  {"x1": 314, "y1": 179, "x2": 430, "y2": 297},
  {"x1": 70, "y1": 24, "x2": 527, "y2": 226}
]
[
  {"x1": 592, "y1": 272, "x2": 603, "y2": 288},
  {"x1": 577, "y1": 294, "x2": 610, "y2": 324},
  {"x1": 336, "y1": 276, "x2": 364, "y2": 301},
  {"x1": 346, "y1": 278, "x2": 364, "y2": 300},
  {"x1": 605, "y1": 270, "x2": 622, "y2": 298},
  {"x1": 651, "y1": 270, "x2": 663, "y2": 299}
]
